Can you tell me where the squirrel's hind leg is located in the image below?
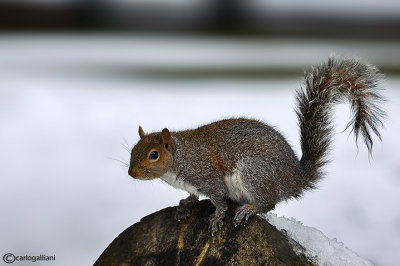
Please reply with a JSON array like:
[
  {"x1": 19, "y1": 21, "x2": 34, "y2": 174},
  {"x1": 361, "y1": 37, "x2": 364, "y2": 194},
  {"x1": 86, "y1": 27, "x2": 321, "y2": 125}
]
[
  {"x1": 176, "y1": 194, "x2": 199, "y2": 221},
  {"x1": 233, "y1": 204, "x2": 274, "y2": 227},
  {"x1": 233, "y1": 205, "x2": 257, "y2": 227}
]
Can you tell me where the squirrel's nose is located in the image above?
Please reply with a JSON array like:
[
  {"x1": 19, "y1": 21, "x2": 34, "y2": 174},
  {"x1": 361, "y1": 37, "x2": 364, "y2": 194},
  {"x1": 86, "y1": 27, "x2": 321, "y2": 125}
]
[{"x1": 128, "y1": 168, "x2": 136, "y2": 178}]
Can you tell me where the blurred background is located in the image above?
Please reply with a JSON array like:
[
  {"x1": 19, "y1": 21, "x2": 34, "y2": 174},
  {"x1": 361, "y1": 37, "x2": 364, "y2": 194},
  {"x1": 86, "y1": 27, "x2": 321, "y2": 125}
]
[{"x1": 0, "y1": 0, "x2": 399, "y2": 265}]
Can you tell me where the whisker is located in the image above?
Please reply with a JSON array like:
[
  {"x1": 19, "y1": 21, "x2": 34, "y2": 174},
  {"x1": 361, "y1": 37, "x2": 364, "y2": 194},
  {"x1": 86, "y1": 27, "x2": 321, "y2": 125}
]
[
  {"x1": 122, "y1": 137, "x2": 132, "y2": 153},
  {"x1": 107, "y1": 156, "x2": 129, "y2": 168},
  {"x1": 121, "y1": 142, "x2": 131, "y2": 153}
]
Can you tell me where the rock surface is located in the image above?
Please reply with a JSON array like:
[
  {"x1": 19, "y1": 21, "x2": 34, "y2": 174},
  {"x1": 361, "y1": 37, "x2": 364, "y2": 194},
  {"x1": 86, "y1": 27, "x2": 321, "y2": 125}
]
[{"x1": 95, "y1": 200, "x2": 314, "y2": 266}]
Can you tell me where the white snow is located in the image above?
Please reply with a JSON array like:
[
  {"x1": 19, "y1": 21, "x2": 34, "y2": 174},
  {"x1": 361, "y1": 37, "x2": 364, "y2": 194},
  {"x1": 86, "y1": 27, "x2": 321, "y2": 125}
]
[{"x1": 262, "y1": 213, "x2": 373, "y2": 266}]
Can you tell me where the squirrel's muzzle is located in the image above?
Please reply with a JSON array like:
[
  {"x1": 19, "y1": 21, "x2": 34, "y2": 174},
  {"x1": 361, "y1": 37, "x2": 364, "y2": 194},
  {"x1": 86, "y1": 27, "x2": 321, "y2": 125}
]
[{"x1": 128, "y1": 168, "x2": 137, "y2": 178}]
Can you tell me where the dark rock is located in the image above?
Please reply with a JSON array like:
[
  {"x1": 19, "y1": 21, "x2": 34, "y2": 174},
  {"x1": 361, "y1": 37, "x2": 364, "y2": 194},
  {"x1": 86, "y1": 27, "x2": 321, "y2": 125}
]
[{"x1": 95, "y1": 200, "x2": 314, "y2": 266}]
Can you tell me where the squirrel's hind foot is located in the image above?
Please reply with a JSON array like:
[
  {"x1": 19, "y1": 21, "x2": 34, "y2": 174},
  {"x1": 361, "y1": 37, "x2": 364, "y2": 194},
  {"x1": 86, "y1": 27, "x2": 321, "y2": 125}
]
[{"x1": 233, "y1": 205, "x2": 258, "y2": 227}]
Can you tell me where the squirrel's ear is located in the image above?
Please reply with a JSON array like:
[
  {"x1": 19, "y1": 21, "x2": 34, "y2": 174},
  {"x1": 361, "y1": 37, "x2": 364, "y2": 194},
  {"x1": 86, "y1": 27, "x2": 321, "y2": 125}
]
[
  {"x1": 138, "y1": 126, "x2": 145, "y2": 139},
  {"x1": 161, "y1": 128, "x2": 172, "y2": 150}
]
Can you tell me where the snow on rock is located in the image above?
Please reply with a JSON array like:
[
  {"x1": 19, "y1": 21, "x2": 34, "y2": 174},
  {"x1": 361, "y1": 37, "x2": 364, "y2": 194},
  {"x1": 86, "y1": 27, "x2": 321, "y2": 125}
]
[{"x1": 261, "y1": 213, "x2": 373, "y2": 266}]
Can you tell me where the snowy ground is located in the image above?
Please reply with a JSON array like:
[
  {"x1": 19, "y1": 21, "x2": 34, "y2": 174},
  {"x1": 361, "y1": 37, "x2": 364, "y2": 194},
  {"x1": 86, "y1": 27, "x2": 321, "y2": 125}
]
[
  {"x1": 263, "y1": 213, "x2": 373, "y2": 266},
  {"x1": 0, "y1": 34, "x2": 399, "y2": 265}
]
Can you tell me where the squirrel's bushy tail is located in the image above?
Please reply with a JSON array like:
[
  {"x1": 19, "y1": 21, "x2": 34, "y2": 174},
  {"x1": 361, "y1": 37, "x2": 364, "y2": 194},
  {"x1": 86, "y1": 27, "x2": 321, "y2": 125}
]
[{"x1": 296, "y1": 56, "x2": 385, "y2": 185}]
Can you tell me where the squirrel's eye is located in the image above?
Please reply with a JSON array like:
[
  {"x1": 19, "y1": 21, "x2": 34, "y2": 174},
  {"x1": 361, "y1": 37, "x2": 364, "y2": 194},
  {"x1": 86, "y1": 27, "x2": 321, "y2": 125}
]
[{"x1": 148, "y1": 150, "x2": 159, "y2": 160}]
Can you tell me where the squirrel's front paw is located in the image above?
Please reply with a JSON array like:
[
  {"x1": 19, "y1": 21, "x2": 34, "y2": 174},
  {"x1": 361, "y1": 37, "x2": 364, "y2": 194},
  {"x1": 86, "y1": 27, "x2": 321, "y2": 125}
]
[
  {"x1": 175, "y1": 196, "x2": 198, "y2": 221},
  {"x1": 176, "y1": 203, "x2": 191, "y2": 221},
  {"x1": 209, "y1": 211, "x2": 225, "y2": 235},
  {"x1": 233, "y1": 205, "x2": 257, "y2": 227}
]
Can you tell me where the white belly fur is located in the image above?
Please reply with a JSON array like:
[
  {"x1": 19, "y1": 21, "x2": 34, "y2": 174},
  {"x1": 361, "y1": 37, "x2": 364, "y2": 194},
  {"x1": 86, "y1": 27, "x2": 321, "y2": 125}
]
[
  {"x1": 160, "y1": 171, "x2": 201, "y2": 197},
  {"x1": 224, "y1": 160, "x2": 254, "y2": 204},
  {"x1": 161, "y1": 163, "x2": 254, "y2": 203}
]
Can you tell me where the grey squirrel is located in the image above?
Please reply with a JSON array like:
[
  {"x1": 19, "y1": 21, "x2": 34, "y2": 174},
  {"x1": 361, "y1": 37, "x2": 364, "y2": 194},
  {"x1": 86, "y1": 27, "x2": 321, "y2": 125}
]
[{"x1": 128, "y1": 56, "x2": 386, "y2": 235}]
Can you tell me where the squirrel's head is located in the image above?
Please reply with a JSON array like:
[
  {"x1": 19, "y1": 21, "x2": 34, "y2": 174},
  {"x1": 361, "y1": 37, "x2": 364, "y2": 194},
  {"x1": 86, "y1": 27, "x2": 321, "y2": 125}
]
[{"x1": 128, "y1": 126, "x2": 174, "y2": 180}]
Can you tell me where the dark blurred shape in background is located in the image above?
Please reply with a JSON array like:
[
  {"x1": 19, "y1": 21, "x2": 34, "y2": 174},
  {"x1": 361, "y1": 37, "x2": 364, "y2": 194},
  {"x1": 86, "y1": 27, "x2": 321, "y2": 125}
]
[{"x1": 1, "y1": 0, "x2": 400, "y2": 38}]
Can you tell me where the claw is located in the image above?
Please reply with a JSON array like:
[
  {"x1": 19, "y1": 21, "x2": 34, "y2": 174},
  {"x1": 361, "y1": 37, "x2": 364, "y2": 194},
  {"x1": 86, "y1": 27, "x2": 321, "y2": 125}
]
[
  {"x1": 233, "y1": 205, "x2": 257, "y2": 227},
  {"x1": 209, "y1": 211, "x2": 225, "y2": 235}
]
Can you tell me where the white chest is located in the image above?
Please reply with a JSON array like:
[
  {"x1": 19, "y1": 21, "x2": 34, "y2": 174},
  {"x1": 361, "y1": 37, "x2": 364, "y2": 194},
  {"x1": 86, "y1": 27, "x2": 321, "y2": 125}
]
[{"x1": 160, "y1": 172, "x2": 201, "y2": 197}]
